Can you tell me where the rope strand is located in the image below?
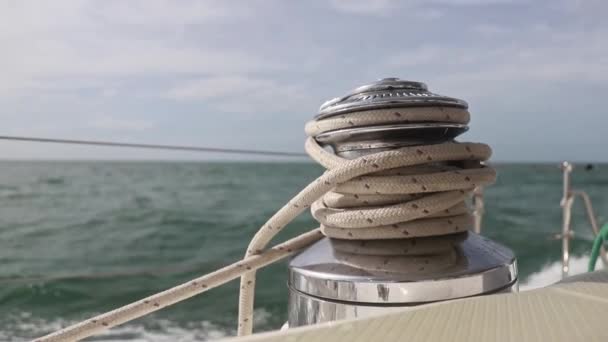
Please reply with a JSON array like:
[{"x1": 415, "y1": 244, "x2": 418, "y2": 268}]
[{"x1": 33, "y1": 230, "x2": 323, "y2": 342}]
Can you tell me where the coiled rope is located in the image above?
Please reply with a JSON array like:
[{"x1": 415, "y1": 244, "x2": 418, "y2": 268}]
[
  {"x1": 237, "y1": 107, "x2": 495, "y2": 334},
  {"x1": 35, "y1": 106, "x2": 495, "y2": 341}
]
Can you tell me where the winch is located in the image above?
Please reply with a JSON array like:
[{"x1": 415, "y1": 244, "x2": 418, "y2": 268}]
[{"x1": 288, "y1": 78, "x2": 518, "y2": 327}]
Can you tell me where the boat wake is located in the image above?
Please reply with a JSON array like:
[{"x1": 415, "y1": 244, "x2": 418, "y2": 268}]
[
  {"x1": 2, "y1": 309, "x2": 272, "y2": 342},
  {"x1": 520, "y1": 254, "x2": 604, "y2": 290}
]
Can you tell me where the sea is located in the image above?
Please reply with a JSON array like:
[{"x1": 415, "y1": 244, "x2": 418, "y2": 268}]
[{"x1": 0, "y1": 161, "x2": 606, "y2": 341}]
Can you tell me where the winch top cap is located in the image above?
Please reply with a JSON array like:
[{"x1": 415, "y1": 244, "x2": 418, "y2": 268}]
[
  {"x1": 349, "y1": 77, "x2": 428, "y2": 94},
  {"x1": 317, "y1": 77, "x2": 468, "y2": 120}
]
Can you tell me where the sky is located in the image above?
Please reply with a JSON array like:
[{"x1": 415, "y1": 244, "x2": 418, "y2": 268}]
[{"x1": 0, "y1": 0, "x2": 606, "y2": 162}]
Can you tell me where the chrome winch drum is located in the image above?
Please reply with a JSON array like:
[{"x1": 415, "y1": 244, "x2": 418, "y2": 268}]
[{"x1": 287, "y1": 78, "x2": 518, "y2": 327}]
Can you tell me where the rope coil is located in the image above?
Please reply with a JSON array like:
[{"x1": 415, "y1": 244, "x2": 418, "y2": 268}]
[{"x1": 237, "y1": 107, "x2": 495, "y2": 334}]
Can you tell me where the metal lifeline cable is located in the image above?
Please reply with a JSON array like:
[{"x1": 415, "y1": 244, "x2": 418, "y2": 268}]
[
  {"x1": 0, "y1": 135, "x2": 307, "y2": 157},
  {"x1": 34, "y1": 104, "x2": 495, "y2": 341}
]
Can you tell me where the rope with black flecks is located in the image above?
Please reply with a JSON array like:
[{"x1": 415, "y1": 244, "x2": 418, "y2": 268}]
[{"x1": 34, "y1": 106, "x2": 495, "y2": 342}]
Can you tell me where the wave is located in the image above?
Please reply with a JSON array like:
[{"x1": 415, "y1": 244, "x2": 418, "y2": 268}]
[
  {"x1": 520, "y1": 254, "x2": 604, "y2": 290},
  {"x1": 39, "y1": 177, "x2": 66, "y2": 186},
  {"x1": 4, "y1": 319, "x2": 227, "y2": 342},
  {"x1": 2, "y1": 309, "x2": 274, "y2": 342}
]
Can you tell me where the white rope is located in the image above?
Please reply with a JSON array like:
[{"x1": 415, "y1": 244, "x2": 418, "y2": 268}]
[
  {"x1": 237, "y1": 106, "x2": 494, "y2": 335},
  {"x1": 33, "y1": 230, "x2": 324, "y2": 342},
  {"x1": 34, "y1": 106, "x2": 495, "y2": 341}
]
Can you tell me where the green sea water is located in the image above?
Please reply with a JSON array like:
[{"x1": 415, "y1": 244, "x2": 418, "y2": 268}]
[{"x1": 0, "y1": 161, "x2": 605, "y2": 341}]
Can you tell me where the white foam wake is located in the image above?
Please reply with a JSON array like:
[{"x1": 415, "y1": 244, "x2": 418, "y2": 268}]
[
  {"x1": 2, "y1": 318, "x2": 229, "y2": 342},
  {"x1": 520, "y1": 254, "x2": 604, "y2": 291},
  {"x1": 3, "y1": 309, "x2": 272, "y2": 342}
]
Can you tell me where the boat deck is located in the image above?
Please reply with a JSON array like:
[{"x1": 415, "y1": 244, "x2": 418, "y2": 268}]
[{"x1": 223, "y1": 270, "x2": 608, "y2": 342}]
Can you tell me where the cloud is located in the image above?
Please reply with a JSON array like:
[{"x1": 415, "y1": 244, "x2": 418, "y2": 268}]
[
  {"x1": 0, "y1": 0, "x2": 245, "y2": 36},
  {"x1": 329, "y1": 0, "x2": 396, "y2": 14},
  {"x1": 0, "y1": 0, "x2": 273, "y2": 98},
  {"x1": 472, "y1": 24, "x2": 513, "y2": 36},
  {"x1": 165, "y1": 76, "x2": 314, "y2": 114},
  {"x1": 328, "y1": 0, "x2": 518, "y2": 15},
  {"x1": 387, "y1": 23, "x2": 608, "y2": 97},
  {"x1": 90, "y1": 116, "x2": 156, "y2": 132},
  {"x1": 431, "y1": 0, "x2": 518, "y2": 5}
]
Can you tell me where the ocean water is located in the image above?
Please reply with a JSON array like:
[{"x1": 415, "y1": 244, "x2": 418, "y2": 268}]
[{"x1": 0, "y1": 161, "x2": 606, "y2": 341}]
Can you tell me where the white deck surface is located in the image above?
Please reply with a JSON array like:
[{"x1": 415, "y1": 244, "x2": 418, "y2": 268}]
[{"x1": 221, "y1": 271, "x2": 608, "y2": 342}]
